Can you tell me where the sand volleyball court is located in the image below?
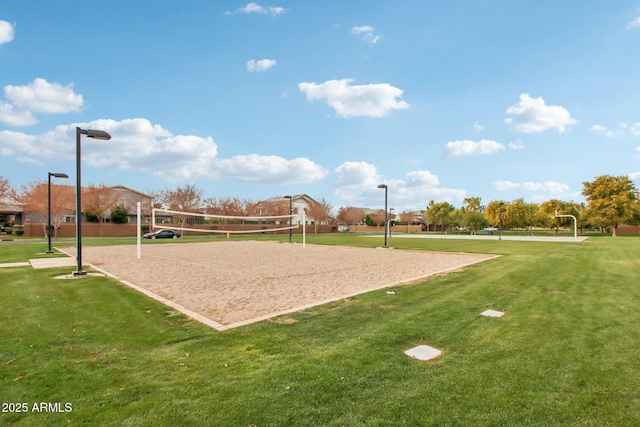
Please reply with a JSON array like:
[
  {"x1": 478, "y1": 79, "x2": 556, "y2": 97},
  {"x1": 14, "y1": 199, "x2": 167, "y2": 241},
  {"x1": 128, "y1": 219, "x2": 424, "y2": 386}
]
[{"x1": 60, "y1": 241, "x2": 497, "y2": 330}]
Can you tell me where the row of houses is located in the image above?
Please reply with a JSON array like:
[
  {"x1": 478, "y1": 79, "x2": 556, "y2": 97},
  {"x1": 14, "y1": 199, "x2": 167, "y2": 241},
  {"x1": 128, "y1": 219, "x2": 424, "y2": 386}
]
[
  {"x1": 0, "y1": 185, "x2": 153, "y2": 228},
  {"x1": 1, "y1": 185, "x2": 429, "y2": 237},
  {"x1": 1, "y1": 188, "x2": 335, "y2": 236}
]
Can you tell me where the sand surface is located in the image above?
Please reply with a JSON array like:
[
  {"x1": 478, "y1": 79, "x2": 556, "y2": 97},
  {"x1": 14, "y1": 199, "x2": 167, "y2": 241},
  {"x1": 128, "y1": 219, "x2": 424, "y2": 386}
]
[{"x1": 63, "y1": 241, "x2": 497, "y2": 329}]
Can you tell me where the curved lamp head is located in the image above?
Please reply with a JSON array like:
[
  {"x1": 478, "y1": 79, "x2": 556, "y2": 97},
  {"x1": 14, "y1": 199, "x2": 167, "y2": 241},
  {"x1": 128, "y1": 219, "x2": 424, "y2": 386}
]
[
  {"x1": 78, "y1": 128, "x2": 111, "y2": 140},
  {"x1": 377, "y1": 184, "x2": 387, "y2": 189},
  {"x1": 49, "y1": 172, "x2": 69, "y2": 179}
]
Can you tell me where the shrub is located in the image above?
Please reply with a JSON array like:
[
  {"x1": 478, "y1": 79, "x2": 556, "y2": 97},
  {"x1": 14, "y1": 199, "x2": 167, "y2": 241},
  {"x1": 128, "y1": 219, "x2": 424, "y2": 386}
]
[{"x1": 110, "y1": 205, "x2": 129, "y2": 224}]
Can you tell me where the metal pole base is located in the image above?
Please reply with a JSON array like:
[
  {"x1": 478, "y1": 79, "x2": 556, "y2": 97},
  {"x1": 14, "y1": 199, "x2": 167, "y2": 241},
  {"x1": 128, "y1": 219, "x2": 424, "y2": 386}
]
[{"x1": 72, "y1": 270, "x2": 88, "y2": 277}]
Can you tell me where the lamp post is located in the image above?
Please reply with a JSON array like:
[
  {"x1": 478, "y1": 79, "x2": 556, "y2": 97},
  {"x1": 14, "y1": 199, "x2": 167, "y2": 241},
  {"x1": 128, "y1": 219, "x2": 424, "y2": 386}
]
[
  {"x1": 498, "y1": 202, "x2": 504, "y2": 241},
  {"x1": 74, "y1": 127, "x2": 111, "y2": 276},
  {"x1": 47, "y1": 172, "x2": 69, "y2": 253},
  {"x1": 284, "y1": 195, "x2": 292, "y2": 243},
  {"x1": 377, "y1": 184, "x2": 388, "y2": 248}
]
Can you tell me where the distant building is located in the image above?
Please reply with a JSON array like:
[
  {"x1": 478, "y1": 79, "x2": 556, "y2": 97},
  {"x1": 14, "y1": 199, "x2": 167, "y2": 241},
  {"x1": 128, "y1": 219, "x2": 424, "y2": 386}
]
[
  {"x1": 0, "y1": 203, "x2": 23, "y2": 226},
  {"x1": 21, "y1": 184, "x2": 152, "y2": 224},
  {"x1": 260, "y1": 194, "x2": 329, "y2": 226},
  {"x1": 105, "y1": 185, "x2": 153, "y2": 223}
]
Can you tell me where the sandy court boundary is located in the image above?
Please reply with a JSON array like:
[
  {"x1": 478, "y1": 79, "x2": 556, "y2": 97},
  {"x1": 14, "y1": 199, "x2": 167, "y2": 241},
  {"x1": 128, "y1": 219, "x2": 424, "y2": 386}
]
[{"x1": 59, "y1": 241, "x2": 498, "y2": 330}]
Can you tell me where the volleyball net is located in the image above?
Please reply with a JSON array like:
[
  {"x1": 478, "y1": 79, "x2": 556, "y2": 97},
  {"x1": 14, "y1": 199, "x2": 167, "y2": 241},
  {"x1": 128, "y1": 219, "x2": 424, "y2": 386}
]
[{"x1": 151, "y1": 208, "x2": 299, "y2": 235}]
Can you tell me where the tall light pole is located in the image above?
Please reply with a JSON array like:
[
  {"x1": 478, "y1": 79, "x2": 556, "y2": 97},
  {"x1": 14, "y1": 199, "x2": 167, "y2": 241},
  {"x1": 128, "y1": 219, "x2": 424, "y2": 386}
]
[
  {"x1": 47, "y1": 172, "x2": 68, "y2": 253},
  {"x1": 284, "y1": 195, "x2": 293, "y2": 243},
  {"x1": 377, "y1": 184, "x2": 388, "y2": 248},
  {"x1": 498, "y1": 202, "x2": 504, "y2": 241},
  {"x1": 74, "y1": 127, "x2": 111, "y2": 276}
]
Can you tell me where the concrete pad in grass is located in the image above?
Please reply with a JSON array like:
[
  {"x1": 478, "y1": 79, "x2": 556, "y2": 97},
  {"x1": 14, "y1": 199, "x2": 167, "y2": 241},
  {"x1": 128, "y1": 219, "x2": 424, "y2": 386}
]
[
  {"x1": 30, "y1": 257, "x2": 76, "y2": 269},
  {"x1": 481, "y1": 309, "x2": 505, "y2": 318},
  {"x1": 405, "y1": 345, "x2": 441, "y2": 361}
]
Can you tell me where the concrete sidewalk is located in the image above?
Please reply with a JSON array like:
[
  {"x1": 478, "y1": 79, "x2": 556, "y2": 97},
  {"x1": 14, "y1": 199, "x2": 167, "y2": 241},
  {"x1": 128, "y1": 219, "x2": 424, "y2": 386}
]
[
  {"x1": 0, "y1": 257, "x2": 76, "y2": 269},
  {"x1": 363, "y1": 234, "x2": 589, "y2": 243}
]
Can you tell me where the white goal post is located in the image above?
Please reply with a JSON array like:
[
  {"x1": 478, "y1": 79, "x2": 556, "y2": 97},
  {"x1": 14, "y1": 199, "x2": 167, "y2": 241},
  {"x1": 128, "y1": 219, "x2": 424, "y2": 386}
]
[{"x1": 151, "y1": 207, "x2": 299, "y2": 235}]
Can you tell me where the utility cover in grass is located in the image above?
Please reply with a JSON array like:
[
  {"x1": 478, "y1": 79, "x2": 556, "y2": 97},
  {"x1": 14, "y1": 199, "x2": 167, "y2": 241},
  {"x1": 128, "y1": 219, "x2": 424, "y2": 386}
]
[
  {"x1": 405, "y1": 345, "x2": 441, "y2": 361},
  {"x1": 481, "y1": 309, "x2": 505, "y2": 318}
]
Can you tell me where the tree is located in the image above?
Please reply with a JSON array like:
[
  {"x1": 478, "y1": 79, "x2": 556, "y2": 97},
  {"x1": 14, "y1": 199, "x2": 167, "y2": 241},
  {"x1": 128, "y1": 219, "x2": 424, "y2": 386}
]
[
  {"x1": 582, "y1": 175, "x2": 639, "y2": 237},
  {"x1": 83, "y1": 184, "x2": 119, "y2": 236},
  {"x1": 162, "y1": 184, "x2": 204, "y2": 234},
  {"x1": 507, "y1": 198, "x2": 538, "y2": 235},
  {"x1": 462, "y1": 210, "x2": 488, "y2": 235},
  {"x1": 162, "y1": 184, "x2": 203, "y2": 212},
  {"x1": 0, "y1": 175, "x2": 16, "y2": 202},
  {"x1": 458, "y1": 196, "x2": 486, "y2": 234},
  {"x1": 0, "y1": 176, "x2": 18, "y2": 227},
  {"x1": 398, "y1": 210, "x2": 415, "y2": 233},
  {"x1": 110, "y1": 204, "x2": 129, "y2": 224},
  {"x1": 305, "y1": 198, "x2": 333, "y2": 234},
  {"x1": 539, "y1": 199, "x2": 581, "y2": 236},
  {"x1": 425, "y1": 202, "x2": 455, "y2": 233},
  {"x1": 19, "y1": 180, "x2": 74, "y2": 239},
  {"x1": 336, "y1": 207, "x2": 364, "y2": 225},
  {"x1": 462, "y1": 196, "x2": 483, "y2": 212},
  {"x1": 484, "y1": 200, "x2": 508, "y2": 229}
]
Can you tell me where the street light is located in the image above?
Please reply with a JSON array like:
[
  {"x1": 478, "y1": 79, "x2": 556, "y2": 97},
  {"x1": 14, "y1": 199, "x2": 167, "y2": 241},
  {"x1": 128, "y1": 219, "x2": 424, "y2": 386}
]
[
  {"x1": 74, "y1": 127, "x2": 111, "y2": 276},
  {"x1": 47, "y1": 172, "x2": 69, "y2": 254},
  {"x1": 284, "y1": 195, "x2": 293, "y2": 243},
  {"x1": 498, "y1": 202, "x2": 504, "y2": 241},
  {"x1": 377, "y1": 184, "x2": 388, "y2": 248}
]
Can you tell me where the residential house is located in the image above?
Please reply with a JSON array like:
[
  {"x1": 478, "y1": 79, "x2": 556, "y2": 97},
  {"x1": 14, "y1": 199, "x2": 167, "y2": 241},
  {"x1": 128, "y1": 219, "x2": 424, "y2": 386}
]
[{"x1": 260, "y1": 194, "x2": 330, "y2": 226}]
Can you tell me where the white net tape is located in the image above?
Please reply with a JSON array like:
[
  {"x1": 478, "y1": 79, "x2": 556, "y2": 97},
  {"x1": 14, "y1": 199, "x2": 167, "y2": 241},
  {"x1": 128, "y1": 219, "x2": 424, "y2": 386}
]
[{"x1": 152, "y1": 208, "x2": 297, "y2": 234}]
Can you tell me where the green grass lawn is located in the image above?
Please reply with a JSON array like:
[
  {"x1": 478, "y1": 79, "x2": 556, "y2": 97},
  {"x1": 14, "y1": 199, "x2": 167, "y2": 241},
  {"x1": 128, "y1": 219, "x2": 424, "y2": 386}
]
[{"x1": 1, "y1": 235, "x2": 639, "y2": 426}]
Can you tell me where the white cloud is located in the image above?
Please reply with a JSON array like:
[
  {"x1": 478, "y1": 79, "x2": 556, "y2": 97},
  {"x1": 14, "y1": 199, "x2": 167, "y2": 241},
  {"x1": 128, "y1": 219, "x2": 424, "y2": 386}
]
[
  {"x1": 629, "y1": 171, "x2": 640, "y2": 181},
  {"x1": 334, "y1": 161, "x2": 464, "y2": 209},
  {"x1": 505, "y1": 93, "x2": 577, "y2": 133},
  {"x1": 493, "y1": 180, "x2": 570, "y2": 194},
  {"x1": 474, "y1": 121, "x2": 485, "y2": 131},
  {"x1": 335, "y1": 161, "x2": 381, "y2": 188},
  {"x1": 589, "y1": 123, "x2": 624, "y2": 138},
  {"x1": 0, "y1": 118, "x2": 327, "y2": 185},
  {"x1": 0, "y1": 130, "x2": 39, "y2": 157},
  {"x1": 231, "y1": 3, "x2": 287, "y2": 17},
  {"x1": 508, "y1": 139, "x2": 524, "y2": 150},
  {"x1": 403, "y1": 170, "x2": 440, "y2": 187},
  {"x1": 212, "y1": 154, "x2": 328, "y2": 184},
  {"x1": 0, "y1": 78, "x2": 84, "y2": 126},
  {"x1": 445, "y1": 139, "x2": 505, "y2": 157},
  {"x1": 627, "y1": 17, "x2": 640, "y2": 29},
  {"x1": 16, "y1": 156, "x2": 43, "y2": 166},
  {"x1": 630, "y1": 122, "x2": 640, "y2": 136},
  {"x1": 351, "y1": 25, "x2": 381, "y2": 44},
  {"x1": 298, "y1": 79, "x2": 409, "y2": 118},
  {"x1": 0, "y1": 20, "x2": 15, "y2": 44},
  {"x1": 246, "y1": 58, "x2": 277, "y2": 73},
  {"x1": 0, "y1": 101, "x2": 38, "y2": 126},
  {"x1": 4, "y1": 78, "x2": 83, "y2": 114}
]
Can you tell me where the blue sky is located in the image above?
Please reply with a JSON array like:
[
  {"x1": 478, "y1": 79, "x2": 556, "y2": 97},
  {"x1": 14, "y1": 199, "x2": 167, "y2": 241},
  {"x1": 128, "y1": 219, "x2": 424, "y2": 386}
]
[{"x1": 1, "y1": 1, "x2": 640, "y2": 212}]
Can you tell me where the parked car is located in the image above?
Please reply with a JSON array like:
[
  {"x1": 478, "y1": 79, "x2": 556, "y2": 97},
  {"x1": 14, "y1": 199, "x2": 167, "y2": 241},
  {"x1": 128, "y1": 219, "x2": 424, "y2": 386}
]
[
  {"x1": 143, "y1": 229, "x2": 181, "y2": 239},
  {"x1": 483, "y1": 227, "x2": 499, "y2": 231},
  {"x1": 456, "y1": 226, "x2": 468, "y2": 231}
]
